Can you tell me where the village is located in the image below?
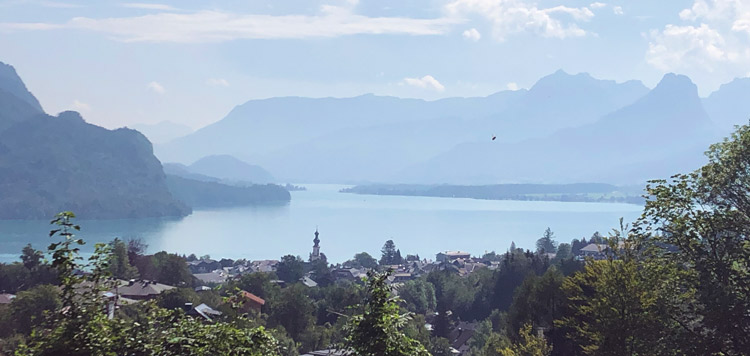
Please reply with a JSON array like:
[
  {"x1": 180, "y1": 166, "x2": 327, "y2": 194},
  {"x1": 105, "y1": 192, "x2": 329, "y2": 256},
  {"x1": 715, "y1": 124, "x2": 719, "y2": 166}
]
[{"x1": 1, "y1": 229, "x2": 617, "y2": 355}]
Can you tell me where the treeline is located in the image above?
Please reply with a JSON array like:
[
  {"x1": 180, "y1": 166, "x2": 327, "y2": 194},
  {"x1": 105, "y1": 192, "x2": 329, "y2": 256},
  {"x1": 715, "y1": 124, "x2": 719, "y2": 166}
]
[
  {"x1": 341, "y1": 183, "x2": 645, "y2": 204},
  {"x1": 165, "y1": 175, "x2": 291, "y2": 208}
]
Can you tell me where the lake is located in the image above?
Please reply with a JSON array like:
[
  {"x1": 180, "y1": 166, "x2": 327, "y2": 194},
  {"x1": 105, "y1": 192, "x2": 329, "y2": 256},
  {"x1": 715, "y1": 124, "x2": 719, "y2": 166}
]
[{"x1": 0, "y1": 184, "x2": 644, "y2": 264}]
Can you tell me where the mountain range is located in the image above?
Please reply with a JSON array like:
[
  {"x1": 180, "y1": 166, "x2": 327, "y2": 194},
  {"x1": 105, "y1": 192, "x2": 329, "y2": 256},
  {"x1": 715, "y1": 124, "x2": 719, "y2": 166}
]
[
  {"x1": 155, "y1": 70, "x2": 747, "y2": 184},
  {"x1": 0, "y1": 62, "x2": 191, "y2": 219},
  {"x1": 0, "y1": 62, "x2": 289, "y2": 220}
]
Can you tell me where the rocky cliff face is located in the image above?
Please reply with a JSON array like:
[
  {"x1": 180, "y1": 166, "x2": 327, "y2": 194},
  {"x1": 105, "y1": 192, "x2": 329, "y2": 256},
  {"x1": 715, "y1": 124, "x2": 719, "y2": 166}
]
[{"x1": 0, "y1": 62, "x2": 190, "y2": 219}]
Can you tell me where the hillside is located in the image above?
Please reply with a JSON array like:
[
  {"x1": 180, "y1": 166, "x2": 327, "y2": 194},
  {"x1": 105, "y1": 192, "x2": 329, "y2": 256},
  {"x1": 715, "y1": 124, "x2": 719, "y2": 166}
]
[
  {"x1": 188, "y1": 155, "x2": 275, "y2": 184},
  {"x1": 703, "y1": 77, "x2": 750, "y2": 135},
  {"x1": 0, "y1": 62, "x2": 190, "y2": 219},
  {"x1": 157, "y1": 70, "x2": 648, "y2": 183},
  {"x1": 399, "y1": 73, "x2": 716, "y2": 184},
  {"x1": 165, "y1": 175, "x2": 290, "y2": 208}
]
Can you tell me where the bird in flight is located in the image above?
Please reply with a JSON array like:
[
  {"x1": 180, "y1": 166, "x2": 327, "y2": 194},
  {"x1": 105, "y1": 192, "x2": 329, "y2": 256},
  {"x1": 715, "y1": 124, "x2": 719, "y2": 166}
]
[{"x1": 492, "y1": 135, "x2": 497, "y2": 141}]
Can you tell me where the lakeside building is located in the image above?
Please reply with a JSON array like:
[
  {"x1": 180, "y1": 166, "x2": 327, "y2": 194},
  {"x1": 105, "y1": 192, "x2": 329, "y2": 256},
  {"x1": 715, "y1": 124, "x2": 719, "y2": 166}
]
[{"x1": 436, "y1": 251, "x2": 471, "y2": 263}]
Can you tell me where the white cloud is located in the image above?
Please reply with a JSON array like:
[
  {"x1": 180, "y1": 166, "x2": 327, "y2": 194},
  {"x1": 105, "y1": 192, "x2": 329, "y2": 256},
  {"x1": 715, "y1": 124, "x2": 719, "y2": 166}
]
[
  {"x1": 589, "y1": 2, "x2": 607, "y2": 9},
  {"x1": 647, "y1": 0, "x2": 750, "y2": 77},
  {"x1": 462, "y1": 27, "x2": 481, "y2": 41},
  {"x1": 0, "y1": 5, "x2": 461, "y2": 43},
  {"x1": 613, "y1": 6, "x2": 623, "y2": 15},
  {"x1": 206, "y1": 78, "x2": 230, "y2": 87},
  {"x1": 121, "y1": 3, "x2": 177, "y2": 11},
  {"x1": 402, "y1": 75, "x2": 445, "y2": 91},
  {"x1": 647, "y1": 24, "x2": 734, "y2": 72},
  {"x1": 506, "y1": 82, "x2": 520, "y2": 91},
  {"x1": 147, "y1": 81, "x2": 165, "y2": 94},
  {"x1": 70, "y1": 99, "x2": 91, "y2": 112},
  {"x1": 445, "y1": 0, "x2": 595, "y2": 41}
]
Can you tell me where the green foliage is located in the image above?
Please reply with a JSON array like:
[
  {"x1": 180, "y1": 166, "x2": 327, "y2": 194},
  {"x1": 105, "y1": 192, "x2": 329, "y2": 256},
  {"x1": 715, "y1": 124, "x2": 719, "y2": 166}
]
[
  {"x1": 557, "y1": 226, "x2": 679, "y2": 356},
  {"x1": 157, "y1": 287, "x2": 200, "y2": 310},
  {"x1": 309, "y1": 258, "x2": 334, "y2": 287},
  {"x1": 14, "y1": 212, "x2": 282, "y2": 356},
  {"x1": 554, "y1": 243, "x2": 571, "y2": 261},
  {"x1": 9, "y1": 285, "x2": 61, "y2": 335},
  {"x1": 348, "y1": 252, "x2": 378, "y2": 269},
  {"x1": 428, "y1": 337, "x2": 452, "y2": 356},
  {"x1": 635, "y1": 123, "x2": 750, "y2": 355},
  {"x1": 107, "y1": 238, "x2": 139, "y2": 280},
  {"x1": 380, "y1": 240, "x2": 403, "y2": 266},
  {"x1": 507, "y1": 268, "x2": 564, "y2": 338},
  {"x1": 398, "y1": 278, "x2": 436, "y2": 314},
  {"x1": 497, "y1": 324, "x2": 552, "y2": 356},
  {"x1": 151, "y1": 252, "x2": 193, "y2": 287},
  {"x1": 268, "y1": 284, "x2": 315, "y2": 341},
  {"x1": 342, "y1": 270, "x2": 431, "y2": 356},
  {"x1": 276, "y1": 255, "x2": 304, "y2": 283},
  {"x1": 536, "y1": 228, "x2": 557, "y2": 254}
]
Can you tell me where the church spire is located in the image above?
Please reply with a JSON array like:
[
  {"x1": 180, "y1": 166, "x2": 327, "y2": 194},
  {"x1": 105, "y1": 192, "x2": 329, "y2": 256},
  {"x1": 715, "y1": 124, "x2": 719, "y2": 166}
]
[{"x1": 311, "y1": 228, "x2": 321, "y2": 261}]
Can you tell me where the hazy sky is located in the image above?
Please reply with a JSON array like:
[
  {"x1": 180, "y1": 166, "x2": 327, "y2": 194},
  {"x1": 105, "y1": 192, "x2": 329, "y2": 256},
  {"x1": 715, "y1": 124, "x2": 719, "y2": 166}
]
[{"x1": 1, "y1": 0, "x2": 749, "y2": 129}]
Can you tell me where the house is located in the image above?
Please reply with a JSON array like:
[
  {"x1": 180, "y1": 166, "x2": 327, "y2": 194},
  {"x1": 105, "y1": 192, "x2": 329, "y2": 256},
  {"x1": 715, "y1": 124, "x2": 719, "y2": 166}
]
[
  {"x1": 250, "y1": 259, "x2": 279, "y2": 273},
  {"x1": 0, "y1": 293, "x2": 16, "y2": 304},
  {"x1": 237, "y1": 290, "x2": 265, "y2": 313},
  {"x1": 577, "y1": 243, "x2": 623, "y2": 260},
  {"x1": 186, "y1": 303, "x2": 223, "y2": 321},
  {"x1": 188, "y1": 258, "x2": 222, "y2": 274},
  {"x1": 193, "y1": 271, "x2": 227, "y2": 285},
  {"x1": 449, "y1": 321, "x2": 478, "y2": 355},
  {"x1": 333, "y1": 267, "x2": 366, "y2": 282},
  {"x1": 301, "y1": 276, "x2": 318, "y2": 288},
  {"x1": 391, "y1": 272, "x2": 414, "y2": 283},
  {"x1": 115, "y1": 279, "x2": 175, "y2": 300},
  {"x1": 436, "y1": 251, "x2": 471, "y2": 263}
]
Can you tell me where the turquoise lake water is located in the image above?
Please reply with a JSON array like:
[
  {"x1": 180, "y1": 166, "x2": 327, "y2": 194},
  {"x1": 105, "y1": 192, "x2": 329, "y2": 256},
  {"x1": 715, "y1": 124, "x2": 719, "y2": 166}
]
[{"x1": 0, "y1": 184, "x2": 643, "y2": 263}]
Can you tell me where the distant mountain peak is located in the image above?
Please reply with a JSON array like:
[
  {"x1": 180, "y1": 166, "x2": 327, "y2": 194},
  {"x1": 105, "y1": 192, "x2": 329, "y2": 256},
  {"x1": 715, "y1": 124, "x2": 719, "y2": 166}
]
[
  {"x1": 56, "y1": 110, "x2": 85, "y2": 123},
  {"x1": 649, "y1": 73, "x2": 700, "y2": 101},
  {"x1": 0, "y1": 61, "x2": 44, "y2": 113}
]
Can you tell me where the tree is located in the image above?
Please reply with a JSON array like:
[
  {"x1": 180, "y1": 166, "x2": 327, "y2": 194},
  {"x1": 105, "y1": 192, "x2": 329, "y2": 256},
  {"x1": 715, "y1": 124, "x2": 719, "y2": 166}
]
[
  {"x1": 10, "y1": 284, "x2": 61, "y2": 334},
  {"x1": 635, "y1": 123, "x2": 750, "y2": 355},
  {"x1": 309, "y1": 258, "x2": 334, "y2": 287},
  {"x1": 398, "y1": 279, "x2": 437, "y2": 314},
  {"x1": 557, "y1": 226, "x2": 680, "y2": 356},
  {"x1": 126, "y1": 237, "x2": 147, "y2": 265},
  {"x1": 108, "y1": 238, "x2": 139, "y2": 280},
  {"x1": 20, "y1": 245, "x2": 42, "y2": 271},
  {"x1": 554, "y1": 243, "x2": 571, "y2": 261},
  {"x1": 16, "y1": 211, "x2": 282, "y2": 356},
  {"x1": 342, "y1": 270, "x2": 431, "y2": 356},
  {"x1": 536, "y1": 228, "x2": 557, "y2": 254},
  {"x1": 152, "y1": 251, "x2": 193, "y2": 287},
  {"x1": 380, "y1": 240, "x2": 400, "y2": 266},
  {"x1": 350, "y1": 252, "x2": 378, "y2": 269},
  {"x1": 269, "y1": 284, "x2": 315, "y2": 341},
  {"x1": 276, "y1": 255, "x2": 304, "y2": 283},
  {"x1": 497, "y1": 324, "x2": 552, "y2": 356}
]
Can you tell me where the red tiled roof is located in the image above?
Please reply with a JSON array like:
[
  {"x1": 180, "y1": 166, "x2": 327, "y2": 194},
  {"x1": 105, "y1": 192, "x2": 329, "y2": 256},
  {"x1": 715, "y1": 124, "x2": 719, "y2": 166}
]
[{"x1": 240, "y1": 290, "x2": 265, "y2": 305}]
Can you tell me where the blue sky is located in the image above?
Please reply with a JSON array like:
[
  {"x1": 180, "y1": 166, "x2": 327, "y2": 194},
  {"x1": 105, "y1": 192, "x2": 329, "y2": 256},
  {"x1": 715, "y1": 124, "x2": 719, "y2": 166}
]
[{"x1": 1, "y1": 0, "x2": 748, "y2": 129}]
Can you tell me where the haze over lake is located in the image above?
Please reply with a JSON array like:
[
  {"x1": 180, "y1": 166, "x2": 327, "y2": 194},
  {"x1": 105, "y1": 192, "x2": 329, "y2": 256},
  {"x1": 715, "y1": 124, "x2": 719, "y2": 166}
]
[{"x1": 0, "y1": 184, "x2": 642, "y2": 263}]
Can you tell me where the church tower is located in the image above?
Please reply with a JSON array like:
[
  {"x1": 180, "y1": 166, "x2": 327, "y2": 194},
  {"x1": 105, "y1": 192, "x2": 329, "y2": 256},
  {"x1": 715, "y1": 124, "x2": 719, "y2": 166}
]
[{"x1": 310, "y1": 228, "x2": 321, "y2": 261}]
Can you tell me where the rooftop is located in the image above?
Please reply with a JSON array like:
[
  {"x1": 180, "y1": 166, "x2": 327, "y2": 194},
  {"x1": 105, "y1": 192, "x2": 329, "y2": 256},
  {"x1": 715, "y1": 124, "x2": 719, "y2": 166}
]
[{"x1": 239, "y1": 290, "x2": 265, "y2": 306}]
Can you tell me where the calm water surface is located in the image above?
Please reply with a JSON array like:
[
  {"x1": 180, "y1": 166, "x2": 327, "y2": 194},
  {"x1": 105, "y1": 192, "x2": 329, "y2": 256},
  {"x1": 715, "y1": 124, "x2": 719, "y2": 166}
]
[{"x1": 0, "y1": 184, "x2": 643, "y2": 263}]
